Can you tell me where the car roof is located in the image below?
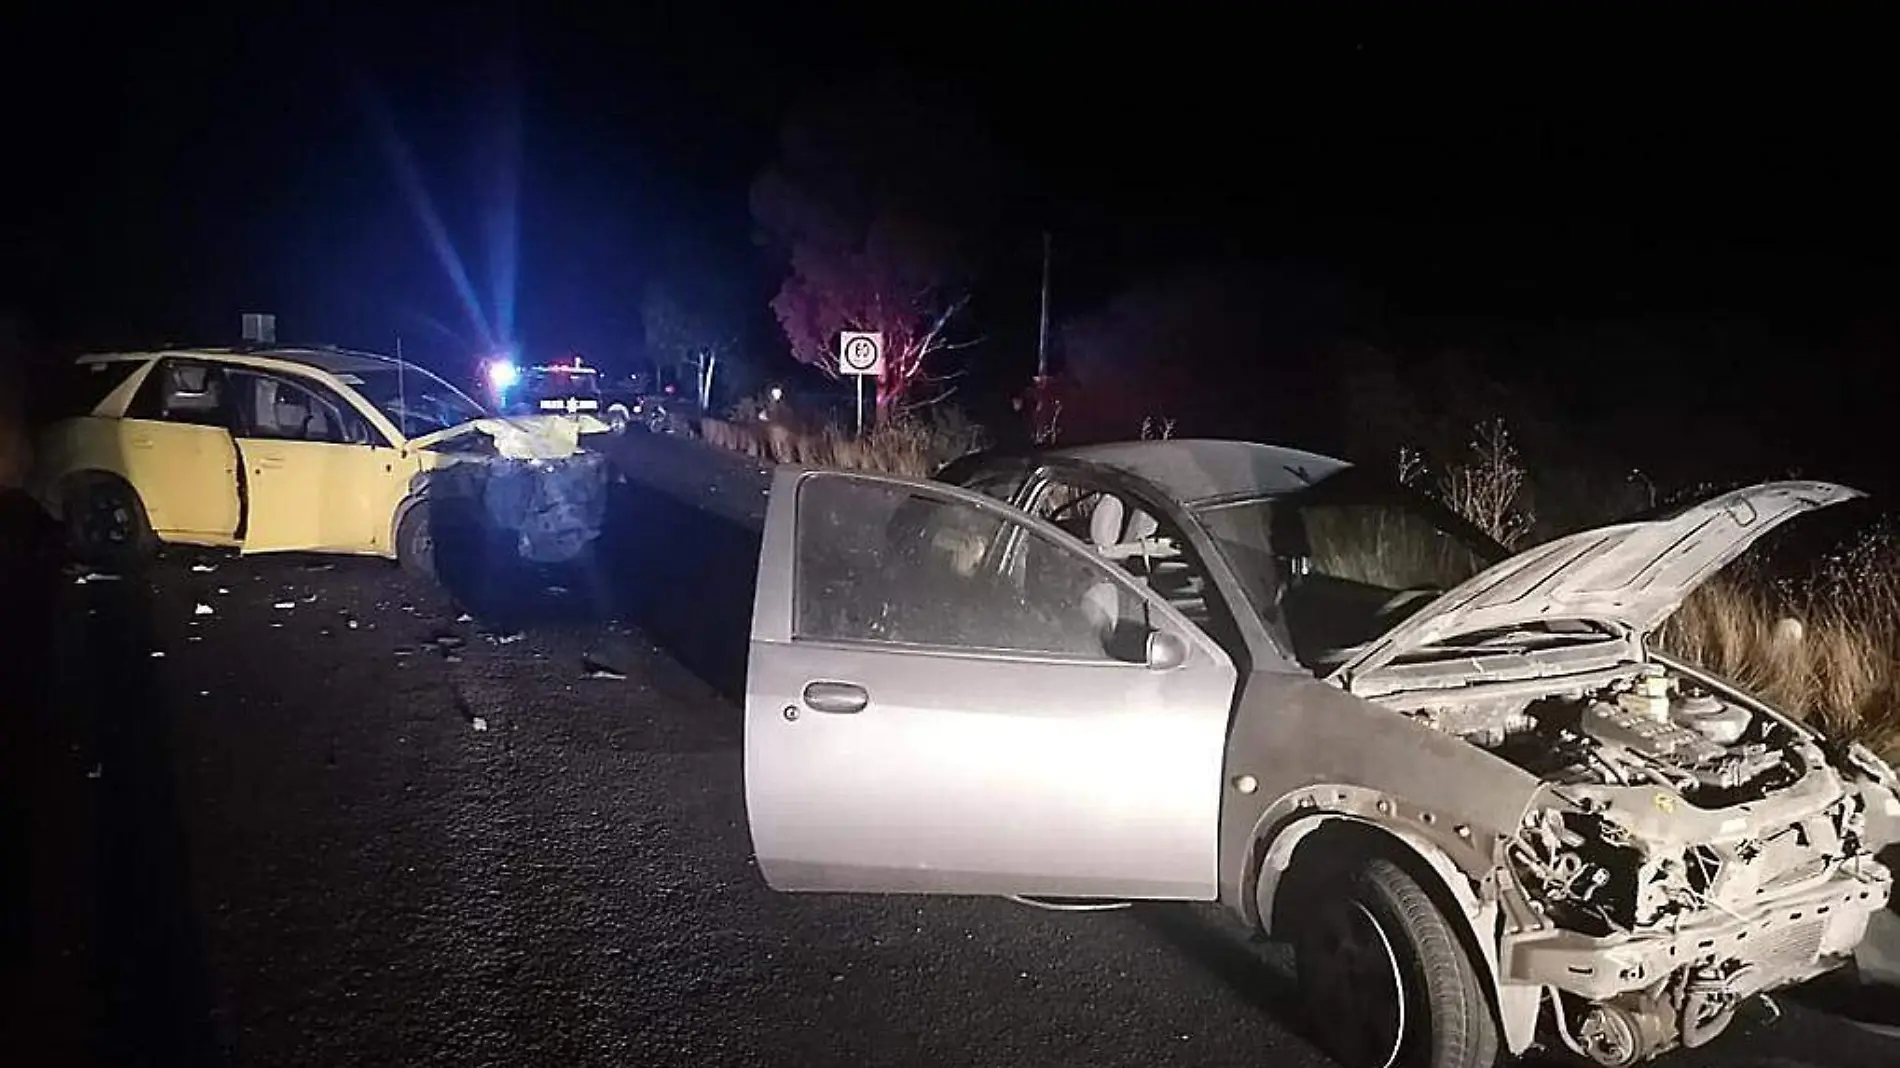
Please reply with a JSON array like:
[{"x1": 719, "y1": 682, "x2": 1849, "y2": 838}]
[
  {"x1": 75, "y1": 346, "x2": 404, "y2": 376},
  {"x1": 1046, "y1": 439, "x2": 1352, "y2": 505}
]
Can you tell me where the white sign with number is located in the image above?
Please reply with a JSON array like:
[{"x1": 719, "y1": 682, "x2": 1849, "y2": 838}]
[{"x1": 839, "y1": 331, "x2": 885, "y2": 376}]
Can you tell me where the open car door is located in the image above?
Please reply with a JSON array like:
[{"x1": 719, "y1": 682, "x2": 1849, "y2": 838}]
[{"x1": 745, "y1": 467, "x2": 1238, "y2": 900}]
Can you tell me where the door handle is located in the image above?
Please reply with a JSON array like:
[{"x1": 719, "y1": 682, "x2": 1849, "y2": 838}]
[
  {"x1": 255, "y1": 456, "x2": 285, "y2": 471},
  {"x1": 801, "y1": 681, "x2": 868, "y2": 714}
]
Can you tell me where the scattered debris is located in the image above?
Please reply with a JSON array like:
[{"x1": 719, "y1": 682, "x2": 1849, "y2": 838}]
[
  {"x1": 150, "y1": 650, "x2": 165, "y2": 658},
  {"x1": 471, "y1": 716, "x2": 489, "y2": 732},
  {"x1": 302, "y1": 561, "x2": 335, "y2": 572},
  {"x1": 581, "y1": 654, "x2": 627, "y2": 681},
  {"x1": 318, "y1": 625, "x2": 336, "y2": 638},
  {"x1": 347, "y1": 618, "x2": 360, "y2": 630},
  {"x1": 194, "y1": 603, "x2": 215, "y2": 616},
  {"x1": 272, "y1": 601, "x2": 296, "y2": 610},
  {"x1": 190, "y1": 562, "x2": 217, "y2": 573},
  {"x1": 444, "y1": 653, "x2": 463, "y2": 664},
  {"x1": 491, "y1": 631, "x2": 526, "y2": 645},
  {"x1": 456, "y1": 612, "x2": 474, "y2": 623},
  {"x1": 546, "y1": 585, "x2": 570, "y2": 595},
  {"x1": 187, "y1": 635, "x2": 203, "y2": 643},
  {"x1": 301, "y1": 592, "x2": 319, "y2": 604},
  {"x1": 432, "y1": 633, "x2": 467, "y2": 649},
  {"x1": 75, "y1": 571, "x2": 123, "y2": 585},
  {"x1": 393, "y1": 646, "x2": 416, "y2": 657},
  {"x1": 86, "y1": 763, "x2": 102, "y2": 780},
  {"x1": 217, "y1": 587, "x2": 231, "y2": 595}
]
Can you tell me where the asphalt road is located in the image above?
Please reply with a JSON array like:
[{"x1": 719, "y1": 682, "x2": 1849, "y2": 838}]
[{"x1": 4, "y1": 431, "x2": 1899, "y2": 1068}]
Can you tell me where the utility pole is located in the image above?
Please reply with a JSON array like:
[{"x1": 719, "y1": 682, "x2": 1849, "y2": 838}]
[{"x1": 1036, "y1": 230, "x2": 1052, "y2": 378}]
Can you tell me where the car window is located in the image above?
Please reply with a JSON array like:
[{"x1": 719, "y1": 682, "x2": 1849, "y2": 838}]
[
  {"x1": 125, "y1": 359, "x2": 232, "y2": 428},
  {"x1": 1197, "y1": 487, "x2": 1496, "y2": 669},
  {"x1": 794, "y1": 476, "x2": 1150, "y2": 661},
  {"x1": 228, "y1": 371, "x2": 373, "y2": 445},
  {"x1": 50, "y1": 360, "x2": 145, "y2": 419},
  {"x1": 1026, "y1": 474, "x2": 1242, "y2": 657}
]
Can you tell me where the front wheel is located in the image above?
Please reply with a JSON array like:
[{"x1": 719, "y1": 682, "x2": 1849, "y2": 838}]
[
  {"x1": 1292, "y1": 854, "x2": 1500, "y2": 1068},
  {"x1": 394, "y1": 501, "x2": 437, "y2": 581}
]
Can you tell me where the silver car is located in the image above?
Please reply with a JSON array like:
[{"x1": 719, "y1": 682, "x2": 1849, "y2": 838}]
[{"x1": 743, "y1": 439, "x2": 1900, "y2": 1068}]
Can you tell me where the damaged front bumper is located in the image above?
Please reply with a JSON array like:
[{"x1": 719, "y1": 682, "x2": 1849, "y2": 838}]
[
  {"x1": 427, "y1": 451, "x2": 611, "y2": 565},
  {"x1": 1502, "y1": 856, "x2": 1894, "y2": 1002}
]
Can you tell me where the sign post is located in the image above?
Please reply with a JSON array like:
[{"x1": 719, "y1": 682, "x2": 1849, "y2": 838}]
[{"x1": 838, "y1": 331, "x2": 885, "y2": 436}]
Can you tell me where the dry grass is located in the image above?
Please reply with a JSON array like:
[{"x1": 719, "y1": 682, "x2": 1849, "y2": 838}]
[
  {"x1": 1414, "y1": 422, "x2": 1900, "y2": 759},
  {"x1": 699, "y1": 406, "x2": 988, "y2": 478}
]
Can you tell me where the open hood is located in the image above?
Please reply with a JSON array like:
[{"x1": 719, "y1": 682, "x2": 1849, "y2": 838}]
[
  {"x1": 407, "y1": 413, "x2": 612, "y2": 459},
  {"x1": 1332, "y1": 480, "x2": 1863, "y2": 684}
]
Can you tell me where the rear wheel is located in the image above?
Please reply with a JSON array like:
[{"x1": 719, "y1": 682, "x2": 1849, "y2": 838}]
[
  {"x1": 395, "y1": 501, "x2": 436, "y2": 580},
  {"x1": 605, "y1": 402, "x2": 631, "y2": 433},
  {"x1": 64, "y1": 475, "x2": 155, "y2": 568},
  {"x1": 1292, "y1": 853, "x2": 1500, "y2": 1068}
]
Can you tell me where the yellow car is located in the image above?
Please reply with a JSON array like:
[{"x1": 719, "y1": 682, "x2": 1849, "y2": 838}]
[{"x1": 30, "y1": 345, "x2": 614, "y2": 574}]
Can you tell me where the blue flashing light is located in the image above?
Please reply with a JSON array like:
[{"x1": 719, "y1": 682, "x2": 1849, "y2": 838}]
[{"x1": 486, "y1": 359, "x2": 520, "y2": 391}]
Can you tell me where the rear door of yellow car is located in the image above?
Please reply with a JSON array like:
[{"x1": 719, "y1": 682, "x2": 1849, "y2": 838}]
[
  {"x1": 117, "y1": 358, "x2": 242, "y2": 539},
  {"x1": 227, "y1": 369, "x2": 410, "y2": 554}
]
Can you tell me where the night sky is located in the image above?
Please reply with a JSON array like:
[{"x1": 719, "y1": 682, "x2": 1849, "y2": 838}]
[{"x1": 4, "y1": 8, "x2": 1896, "y2": 489}]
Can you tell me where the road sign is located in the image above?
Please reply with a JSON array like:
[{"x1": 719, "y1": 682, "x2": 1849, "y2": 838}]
[{"x1": 839, "y1": 331, "x2": 885, "y2": 376}]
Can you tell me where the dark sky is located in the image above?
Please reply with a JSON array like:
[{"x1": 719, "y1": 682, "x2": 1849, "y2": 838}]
[{"x1": 4, "y1": 7, "x2": 1896, "y2": 483}]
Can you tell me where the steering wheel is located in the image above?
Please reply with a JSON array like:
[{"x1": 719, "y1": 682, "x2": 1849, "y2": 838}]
[{"x1": 1374, "y1": 585, "x2": 1441, "y2": 623}]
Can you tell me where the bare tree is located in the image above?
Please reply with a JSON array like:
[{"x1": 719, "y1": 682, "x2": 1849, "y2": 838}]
[{"x1": 750, "y1": 80, "x2": 999, "y2": 417}]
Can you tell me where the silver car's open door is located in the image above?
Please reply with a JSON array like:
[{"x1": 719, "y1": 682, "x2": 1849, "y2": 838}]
[{"x1": 745, "y1": 467, "x2": 1237, "y2": 900}]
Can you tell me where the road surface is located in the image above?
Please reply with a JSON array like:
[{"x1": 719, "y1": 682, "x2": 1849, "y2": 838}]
[{"x1": 3, "y1": 432, "x2": 1897, "y2": 1067}]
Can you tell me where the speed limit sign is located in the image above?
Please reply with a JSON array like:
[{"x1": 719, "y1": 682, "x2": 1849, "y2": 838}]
[{"x1": 838, "y1": 331, "x2": 885, "y2": 376}]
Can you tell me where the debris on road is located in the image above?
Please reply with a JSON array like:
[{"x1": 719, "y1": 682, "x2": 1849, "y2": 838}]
[
  {"x1": 150, "y1": 650, "x2": 165, "y2": 658},
  {"x1": 74, "y1": 571, "x2": 122, "y2": 584},
  {"x1": 471, "y1": 716, "x2": 489, "y2": 732},
  {"x1": 190, "y1": 562, "x2": 217, "y2": 573},
  {"x1": 432, "y1": 633, "x2": 467, "y2": 649},
  {"x1": 194, "y1": 603, "x2": 215, "y2": 616},
  {"x1": 272, "y1": 600, "x2": 296, "y2": 610},
  {"x1": 546, "y1": 585, "x2": 570, "y2": 596},
  {"x1": 456, "y1": 612, "x2": 474, "y2": 623},
  {"x1": 490, "y1": 631, "x2": 526, "y2": 645},
  {"x1": 85, "y1": 763, "x2": 101, "y2": 780},
  {"x1": 581, "y1": 655, "x2": 627, "y2": 680}
]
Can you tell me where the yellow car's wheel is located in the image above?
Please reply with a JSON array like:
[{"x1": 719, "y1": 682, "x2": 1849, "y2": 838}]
[
  {"x1": 395, "y1": 501, "x2": 437, "y2": 581},
  {"x1": 64, "y1": 474, "x2": 155, "y2": 568}
]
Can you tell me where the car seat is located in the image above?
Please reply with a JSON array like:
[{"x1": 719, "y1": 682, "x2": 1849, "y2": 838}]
[{"x1": 1086, "y1": 495, "x2": 1211, "y2": 626}]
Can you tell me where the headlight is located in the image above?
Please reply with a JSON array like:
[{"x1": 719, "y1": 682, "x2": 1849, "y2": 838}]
[{"x1": 486, "y1": 360, "x2": 520, "y2": 390}]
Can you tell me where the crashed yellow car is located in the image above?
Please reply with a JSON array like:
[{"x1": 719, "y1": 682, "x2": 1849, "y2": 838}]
[{"x1": 29, "y1": 346, "x2": 615, "y2": 574}]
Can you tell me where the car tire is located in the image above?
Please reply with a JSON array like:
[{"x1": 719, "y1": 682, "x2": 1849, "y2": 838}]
[
  {"x1": 395, "y1": 500, "x2": 437, "y2": 580},
  {"x1": 64, "y1": 475, "x2": 156, "y2": 568},
  {"x1": 605, "y1": 403, "x2": 631, "y2": 433},
  {"x1": 1292, "y1": 852, "x2": 1500, "y2": 1068}
]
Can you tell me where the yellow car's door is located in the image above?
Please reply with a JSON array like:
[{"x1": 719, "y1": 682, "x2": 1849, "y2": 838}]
[
  {"x1": 226, "y1": 369, "x2": 409, "y2": 554},
  {"x1": 117, "y1": 358, "x2": 242, "y2": 540}
]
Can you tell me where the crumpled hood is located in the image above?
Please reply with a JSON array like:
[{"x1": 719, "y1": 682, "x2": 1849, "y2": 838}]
[
  {"x1": 1335, "y1": 480, "x2": 1862, "y2": 681},
  {"x1": 409, "y1": 413, "x2": 612, "y2": 460}
]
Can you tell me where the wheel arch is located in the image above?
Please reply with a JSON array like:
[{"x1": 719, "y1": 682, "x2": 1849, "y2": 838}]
[
  {"x1": 1257, "y1": 812, "x2": 1540, "y2": 1055},
  {"x1": 55, "y1": 467, "x2": 142, "y2": 521}
]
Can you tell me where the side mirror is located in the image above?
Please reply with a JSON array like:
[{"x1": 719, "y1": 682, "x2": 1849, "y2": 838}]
[{"x1": 1145, "y1": 629, "x2": 1189, "y2": 671}]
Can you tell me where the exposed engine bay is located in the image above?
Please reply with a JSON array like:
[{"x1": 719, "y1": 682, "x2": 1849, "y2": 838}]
[
  {"x1": 1380, "y1": 658, "x2": 1897, "y2": 1063},
  {"x1": 1393, "y1": 662, "x2": 1813, "y2": 811}
]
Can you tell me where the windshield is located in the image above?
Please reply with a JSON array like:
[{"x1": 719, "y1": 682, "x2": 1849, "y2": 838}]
[
  {"x1": 348, "y1": 366, "x2": 488, "y2": 438},
  {"x1": 1194, "y1": 469, "x2": 1505, "y2": 669}
]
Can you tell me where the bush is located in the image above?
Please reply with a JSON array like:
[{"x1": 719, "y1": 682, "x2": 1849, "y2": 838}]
[{"x1": 699, "y1": 406, "x2": 988, "y2": 478}]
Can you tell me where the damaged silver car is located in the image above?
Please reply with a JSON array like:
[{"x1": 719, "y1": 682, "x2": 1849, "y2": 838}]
[{"x1": 743, "y1": 439, "x2": 1900, "y2": 1068}]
